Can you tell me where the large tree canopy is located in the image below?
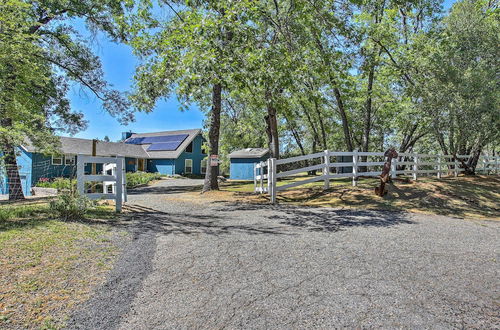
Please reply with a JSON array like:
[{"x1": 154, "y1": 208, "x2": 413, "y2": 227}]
[
  {"x1": 0, "y1": 0, "x2": 134, "y2": 199},
  {"x1": 127, "y1": 0, "x2": 498, "y2": 182}
]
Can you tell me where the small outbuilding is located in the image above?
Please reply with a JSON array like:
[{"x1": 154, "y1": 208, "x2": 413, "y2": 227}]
[{"x1": 229, "y1": 148, "x2": 270, "y2": 180}]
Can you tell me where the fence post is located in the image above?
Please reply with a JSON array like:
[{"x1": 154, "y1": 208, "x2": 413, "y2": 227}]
[
  {"x1": 323, "y1": 150, "x2": 330, "y2": 190},
  {"x1": 268, "y1": 158, "x2": 277, "y2": 204},
  {"x1": 391, "y1": 156, "x2": 397, "y2": 179},
  {"x1": 454, "y1": 157, "x2": 458, "y2": 177},
  {"x1": 122, "y1": 157, "x2": 127, "y2": 203},
  {"x1": 482, "y1": 156, "x2": 487, "y2": 174},
  {"x1": 352, "y1": 149, "x2": 358, "y2": 187},
  {"x1": 253, "y1": 163, "x2": 257, "y2": 192},
  {"x1": 260, "y1": 162, "x2": 269, "y2": 194},
  {"x1": 437, "y1": 155, "x2": 442, "y2": 179},
  {"x1": 76, "y1": 154, "x2": 85, "y2": 195},
  {"x1": 412, "y1": 154, "x2": 418, "y2": 181},
  {"x1": 115, "y1": 157, "x2": 123, "y2": 212}
]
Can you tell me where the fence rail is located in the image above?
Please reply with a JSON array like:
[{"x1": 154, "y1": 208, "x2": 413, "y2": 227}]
[
  {"x1": 77, "y1": 155, "x2": 127, "y2": 212},
  {"x1": 254, "y1": 150, "x2": 500, "y2": 203}
]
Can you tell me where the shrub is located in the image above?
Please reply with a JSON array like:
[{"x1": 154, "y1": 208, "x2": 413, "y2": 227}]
[
  {"x1": 36, "y1": 177, "x2": 75, "y2": 190},
  {"x1": 49, "y1": 192, "x2": 95, "y2": 221},
  {"x1": 126, "y1": 171, "x2": 162, "y2": 188}
]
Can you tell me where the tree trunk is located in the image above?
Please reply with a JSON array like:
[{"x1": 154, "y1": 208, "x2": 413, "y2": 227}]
[
  {"x1": 359, "y1": 63, "x2": 376, "y2": 173},
  {"x1": 362, "y1": 64, "x2": 375, "y2": 153},
  {"x1": 0, "y1": 118, "x2": 25, "y2": 200},
  {"x1": 202, "y1": 83, "x2": 222, "y2": 192},
  {"x1": 313, "y1": 98, "x2": 327, "y2": 150},
  {"x1": 333, "y1": 87, "x2": 354, "y2": 151},
  {"x1": 265, "y1": 90, "x2": 280, "y2": 159}
]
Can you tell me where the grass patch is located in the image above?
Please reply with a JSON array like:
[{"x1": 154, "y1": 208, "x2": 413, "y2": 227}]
[
  {"x1": 0, "y1": 201, "x2": 126, "y2": 329},
  {"x1": 171, "y1": 175, "x2": 500, "y2": 220}
]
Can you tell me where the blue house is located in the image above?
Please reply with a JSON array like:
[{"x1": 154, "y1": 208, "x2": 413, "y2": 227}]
[
  {"x1": 0, "y1": 129, "x2": 207, "y2": 196},
  {"x1": 229, "y1": 148, "x2": 269, "y2": 180},
  {"x1": 123, "y1": 129, "x2": 207, "y2": 176}
]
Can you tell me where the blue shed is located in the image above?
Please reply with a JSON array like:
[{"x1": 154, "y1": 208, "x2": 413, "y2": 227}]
[{"x1": 229, "y1": 148, "x2": 270, "y2": 180}]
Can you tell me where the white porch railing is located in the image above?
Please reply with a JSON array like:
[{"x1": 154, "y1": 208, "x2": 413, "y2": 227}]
[
  {"x1": 77, "y1": 155, "x2": 127, "y2": 212},
  {"x1": 254, "y1": 150, "x2": 500, "y2": 203}
]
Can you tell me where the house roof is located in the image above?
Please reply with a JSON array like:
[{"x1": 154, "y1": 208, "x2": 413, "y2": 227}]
[
  {"x1": 125, "y1": 129, "x2": 203, "y2": 159},
  {"x1": 228, "y1": 148, "x2": 269, "y2": 159},
  {"x1": 22, "y1": 137, "x2": 150, "y2": 159}
]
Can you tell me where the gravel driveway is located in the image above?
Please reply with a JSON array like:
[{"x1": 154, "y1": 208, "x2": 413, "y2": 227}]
[{"x1": 68, "y1": 179, "x2": 499, "y2": 329}]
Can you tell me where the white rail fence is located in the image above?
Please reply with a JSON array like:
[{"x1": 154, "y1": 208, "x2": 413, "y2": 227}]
[
  {"x1": 77, "y1": 155, "x2": 127, "y2": 212},
  {"x1": 254, "y1": 150, "x2": 500, "y2": 203}
]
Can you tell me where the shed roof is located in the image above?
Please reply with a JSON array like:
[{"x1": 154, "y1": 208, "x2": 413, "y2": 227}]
[
  {"x1": 125, "y1": 129, "x2": 203, "y2": 159},
  {"x1": 228, "y1": 148, "x2": 269, "y2": 159}
]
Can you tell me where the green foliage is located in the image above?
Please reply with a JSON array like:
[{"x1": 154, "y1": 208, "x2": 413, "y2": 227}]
[
  {"x1": 0, "y1": 204, "x2": 50, "y2": 222},
  {"x1": 49, "y1": 192, "x2": 95, "y2": 221},
  {"x1": 35, "y1": 177, "x2": 75, "y2": 190},
  {"x1": 126, "y1": 171, "x2": 161, "y2": 188},
  {"x1": 408, "y1": 0, "x2": 499, "y2": 159},
  {"x1": 0, "y1": 0, "x2": 134, "y2": 155}
]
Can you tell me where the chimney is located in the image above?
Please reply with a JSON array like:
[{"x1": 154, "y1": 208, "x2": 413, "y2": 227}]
[{"x1": 122, "y1": 131, "x2": 134, "y2": 141}]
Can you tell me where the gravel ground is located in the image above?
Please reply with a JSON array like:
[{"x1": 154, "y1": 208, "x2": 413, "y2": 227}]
[{"x1": 68, "y1": 178, "x2": 499, "y2": 329}]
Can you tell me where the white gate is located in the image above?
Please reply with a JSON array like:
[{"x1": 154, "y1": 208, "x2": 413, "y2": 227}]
[{"x1": 77, "y1": 155, "x2": 127, "y2": 212}]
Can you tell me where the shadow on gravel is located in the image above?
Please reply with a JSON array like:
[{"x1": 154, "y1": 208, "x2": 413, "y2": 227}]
[
  {"x1": 109, "y1": 204, "x2": 292, "y2": 236},
  {"x1": 216, "y1": 203, "x2": 414, "y2": 232},
  {"x1": 128, "y1": 184, "x2": 203, "y2": 195}
]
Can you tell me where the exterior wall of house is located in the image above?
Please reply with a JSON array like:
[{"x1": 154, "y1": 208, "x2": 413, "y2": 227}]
[
  {"x1": 31, "y1": 153, "x2": 77, "y2": 185},
  {"x1": 174, "y1": 135, "x2": 207, "y2": 175},
  {"x1": 230, "y1": 156, "x2": 269, "y2": 180},
  {"x1": 148, "y1": 159, "x2": 175, "y2": 175},
  {"x1": 0, "y1": 148, "x2": 33, "y2": 196},
  {"x1": 125, "y1": 157, "x2": 137, "y2": 172}
]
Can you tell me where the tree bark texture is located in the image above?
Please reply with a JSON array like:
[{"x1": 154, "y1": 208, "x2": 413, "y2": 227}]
[
  {"x1": 265, "y1": 90, "x2": 280, "y2": 159},
  {"x1": 202, "y1": 83, "x2": 222, "y2": 192},
  {"x1": 0, "y1": 118, "x2": 25, "y2": 200}
]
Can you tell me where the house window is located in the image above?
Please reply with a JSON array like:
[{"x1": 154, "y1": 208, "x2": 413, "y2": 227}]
[
  {"x1": 65, "y1": 155, "x2": 75, "y2": 165},
  {"x1": 186, "y1": 141, "x2": 193, "y2": 153},
  {"x1": 185, "y1": 159, "x2": 193, "y2": 174},
  {"x1": 52, "y1": 155, "x2": 63, "y2": 165},
  {"x1": 201, "y1": 159, "x2": 207, "y2": 174}
]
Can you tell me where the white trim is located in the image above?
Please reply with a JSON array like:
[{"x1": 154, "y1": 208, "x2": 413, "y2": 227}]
[
  {"x1": 52, "y1": 155, "x2": 63, "y2": 165},
  {"x1": 65, "y1": 154, "x2": 76, "y2": 165},
  {"x1": 185, "y1": 159, "x2": 193, "y2": 174},
  {"x1": 201, "y1": 159, "x2": 207, "y2": 174}
]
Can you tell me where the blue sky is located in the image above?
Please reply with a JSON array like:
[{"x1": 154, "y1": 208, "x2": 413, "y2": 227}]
[{"x1": 65, "y1": 0, "x2": 458, "y2": 141}]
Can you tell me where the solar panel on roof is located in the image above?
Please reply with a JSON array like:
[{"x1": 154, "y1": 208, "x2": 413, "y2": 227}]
[
  {"x1": 125, "y1": 137, "x2": 145, "y2": 144},
  {"x1": 126, "y1": 134, "x2": 189, "y2": 145},
  {"x1": 147, "y1": 141, "x2": 183, "y2": 151}
]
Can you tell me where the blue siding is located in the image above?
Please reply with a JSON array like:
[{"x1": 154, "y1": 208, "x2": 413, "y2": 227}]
[
  {"x1": 31, "y1": 153, "x2": 77, "y2": 185},
  {"x1": 148, "y1": 159, "x2": 175, "y2": 175},
  {"x1": 230, "y1": 156, "x2": 268, "y2": 180},
  {"x1": 2, "y1": 133, "x2": 208, "y2": 195},
  {"x1": 174, "y1": 135, "x2": 207, "y2": 175},
  {"x1": 0, "y1": 148, "x2": 33, "y2": 196}
]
